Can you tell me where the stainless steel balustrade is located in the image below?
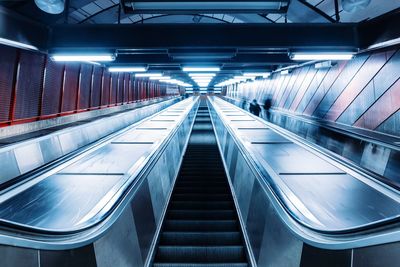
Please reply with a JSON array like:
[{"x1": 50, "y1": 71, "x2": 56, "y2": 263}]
[
  {"x1": 208, "y1": 96, "x2": 400, "y2": 267},
  {"x1": 222, "y1": 96, "x2": 400, "y2": 191},
  {"x1": 0, "y1": 97, "x2": 181, "y2": 188},
  {"x1": 0, "y1": 97, "x2": 199, "y2": 267}
]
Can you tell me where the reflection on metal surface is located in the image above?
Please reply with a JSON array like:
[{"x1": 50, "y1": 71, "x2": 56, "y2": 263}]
[
  {"x1": 0, "y1": 174, "x2": 123, "y2": 229},
  {"x1": 281, "y1": 174, "x2": 400, "y2": 231},
  {"x1": 60, "y1": 144, "x2": 154, "y2": 175},
  {"x1": 0, "y1": 97, "x2": 199, "y2": 234},
  {"x1": 208, "y1": 96, "x2": 400, "y2": 234}
]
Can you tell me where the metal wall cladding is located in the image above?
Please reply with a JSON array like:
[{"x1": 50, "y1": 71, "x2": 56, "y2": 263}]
[
  {"x1": 0, "y1": 44, "x2": 170, "y2": 126},
  {"x1": 42, "y1": 60, "x2": 64, "y2": 116},
  {"x1": 230, "y1": 47, "x2": 400, "y2": 137},
  {"x1": 101, "y1": 72, "x2": 111, "y2": 105},
  {"x1": 79, "y1": 64, "x2": 93, "y2": 110},
  {"x1": 62, "y1": 63, "x2": 80, "y2": 112},
  {"x1": 14, "y1": 50, "x2": 45, "y2": 120},
  {"x1": 91, "y1": 66, "x2": 103, "y2": 108},
  {"x1": 110, "y1": 73, "x2": 118, "y2": 104},
  {"x1": 0, "y1": 46, "x2": 17, "y2": 122}
]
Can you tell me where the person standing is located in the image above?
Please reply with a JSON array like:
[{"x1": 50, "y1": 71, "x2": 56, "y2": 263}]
[
  {"x1": 249, "y1": 99, "x2": 261, "y2": 117},
  {"x1": 264, "y1": 97, "x2": 272, "y2": 120}
]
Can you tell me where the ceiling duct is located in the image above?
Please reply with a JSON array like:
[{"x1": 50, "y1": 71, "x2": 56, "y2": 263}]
[
  {"x1": 34, "y1": 0, "x2": 65, "y2": 14},
  {"x1": 342, "y1": 0, "x2": 371, "y2": 13}
]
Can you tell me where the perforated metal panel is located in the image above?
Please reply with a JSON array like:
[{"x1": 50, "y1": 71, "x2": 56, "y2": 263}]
[
  {"x1": 102, "y1": 72, "x2": 111, "y2": 105},
  {"x1": 91, "y1": 66, "x2": 102, "y2": 108},
  {"x1": 62, "y1": 63, "x2": 80, "y2": 112},
  {"x1": 117, "y1": 73, "x2": 124, "y2": 104},
  {"x1": 14, "y1": 50, "x2": 45, "y2": 120},
  {"x1": 79, "y1": 64, "x2": 92, "y2": 110},
  {"x1": 110, "y1": 73, "x2": 118, "y2": 104},
  {"x1": 42, "y1": 60, "x2": 64, "y2": 116},
  {"x1": 0, "y1": 45, "x2": 17, "y2": 123}
]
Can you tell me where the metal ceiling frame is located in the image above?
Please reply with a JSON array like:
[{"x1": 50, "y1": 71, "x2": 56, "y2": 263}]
[
  {"x1": 121, "y1": 0, "x2": 290, "y2": 14},
  {"x1": 297, "y1": 0, "x2": 336, "y2": 23}
]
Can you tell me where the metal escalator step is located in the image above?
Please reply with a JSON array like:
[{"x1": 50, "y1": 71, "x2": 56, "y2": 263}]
[
  {"x1": 155, "y1": 246, "x2": 246, "y2": 263},
  {"x1": 172, "y1": 194, "x2": 231, "y2": 201},
  {"x1": 153, "y1": 105, "x2": 249, "y2": 266},
  {"x1": 153, "y1": 264, "x2": 248, "y2": 267},
  {"x1": 174, "y1": 187, "x2": 229, "y2": 194},
  {"x1": 175, "y1": 181, "x2": 227, "y2": 186},
  {"x1": 163, "y1": 220, "x2": 238, "y2": 232},
  {"x1": 167, "y1": 210, "x2": 236, "y2": 220},
  {"x1": 160, "y1": 232, "x2": 242, "y2": 246},
  {"x1": 170, "y1": 201, "x2": 233, "y2": 210}
]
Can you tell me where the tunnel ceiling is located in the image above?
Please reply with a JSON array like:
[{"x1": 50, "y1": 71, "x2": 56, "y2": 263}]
[{"x1": 0, "y1": 0, "x2": 400, "y2": 87}]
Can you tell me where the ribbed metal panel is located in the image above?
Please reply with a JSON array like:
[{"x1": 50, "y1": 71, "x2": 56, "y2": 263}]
[
  {"x1": 91, "y1": 66, "x2": 102, "y2": 108},
  {"x1": 110, "y1": 73, "x2": 118, "y2": 104},
  {"x1": 42, "y1": 60, "x2": 64, "y2": 116},
  {"x1": 62, "y1": 63, "x2": 80, "y2": 112},
  {"x1": 102, "y1": 72, "x2": 110, "y2": 106},
  {"x1": 14, "y1": 50, "x2": 45, "y2": 120},
  {"x1": 117, "y1": 73, "x2": 125, "y2": 104},
  {"x1": 0, "y1": 45, "x2": 17, "y2": 122},
  {"x1": 79, "y1": 64, "x2": 92, "y2": 110}
]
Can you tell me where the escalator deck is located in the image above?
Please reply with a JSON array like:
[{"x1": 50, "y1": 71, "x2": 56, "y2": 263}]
[{"x1": 153, "y1": 101, "x2": 249, "y2": 267}]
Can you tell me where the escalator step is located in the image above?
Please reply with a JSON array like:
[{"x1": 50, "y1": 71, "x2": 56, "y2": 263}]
[
  {"x1": 174, "y1": 187, "x2": 229, "y2": 194},
  {"x1": 170, "y1": 201, "x2": 233, "y2": 210},
  {"x1": 155, "y1": 246, "x2": 246, "y2": 263},
  {"x1": 160, "y1": 232, "x2": 242, "y2": 246},
  {"x1": 167, "y1": 210, "x2": 236, "y2": 220},
  {"x1": 163, "y1": 220, "x2": 238, "y2": 232},
  {"x1": 154, "y1": 264, "x2": 248, "y2": 267},
  {"x1": 172, "y1": 194, "x2": 231, "y2": 201},
  {"x1": 175, "y1": 181, "x2": 227, "y2": 186},
  {"x1": 153, "y1": 104, "x2": 248, "y2": 266}
]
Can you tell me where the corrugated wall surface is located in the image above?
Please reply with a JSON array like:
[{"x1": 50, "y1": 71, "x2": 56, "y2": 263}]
[
  {"x1": 227, "y1": 47, "x2": 400, "y2": 137},
  {"x1": 0, "y1": 44, "x2": 172, "y2": 127}
]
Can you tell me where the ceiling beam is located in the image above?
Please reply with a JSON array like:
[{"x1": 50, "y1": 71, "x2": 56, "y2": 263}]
[
  {"x1": 49, "y1": 23, "x2": 358, "y2": 50},
  {"x1": 110, "y1": 53, "x2": 293, "y2": 65}
]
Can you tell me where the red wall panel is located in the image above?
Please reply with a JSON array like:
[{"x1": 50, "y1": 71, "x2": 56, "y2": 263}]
[
  {"x1": 62, "y1": 63, "x2": 80, "y2": 112},
  {"x1": 110, "y1": 73, "x2": 118, "y2": 104},
  {"x1": 0, "y1": 44, "x2": 172, "y2": 127},
  {"x1": 0, "y1": 46, "x2": 17, "y2": 122},
  {"x1": 42, "y1": 60, "x2": 64, "y2": 116},
  {"x1": 91, "y1": 66, "x2": 102, "y2": 108},
  {"x1": 14, "y1": 50, "x2": 45, "y2": 120},
  {"x1": 101, "y1": 72, "x2": 111, "y2": 106},
  {"x1": 78, "y1": 64, "x2": 93, "y2": 110}
]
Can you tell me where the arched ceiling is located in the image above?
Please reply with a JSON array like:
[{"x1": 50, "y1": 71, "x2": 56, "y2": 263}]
[
  {"x1": 1, "y1": 0, "x2": 399, "y2": 89},
  {"x1": 1, "y1": 0, "x2": 399, "y2": 25}
]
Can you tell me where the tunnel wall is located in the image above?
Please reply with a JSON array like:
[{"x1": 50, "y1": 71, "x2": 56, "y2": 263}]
[
  {"x1": 0, "y1": 44, "x2": 174, "y2": 127},
  {"x1": 226, "y1": 46, "x2": 400, "y2": 137}
]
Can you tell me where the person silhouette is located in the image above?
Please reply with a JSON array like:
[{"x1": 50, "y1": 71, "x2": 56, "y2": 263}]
[{"x1": 249, "y1": 99, "x2": 261, "y2": 117}]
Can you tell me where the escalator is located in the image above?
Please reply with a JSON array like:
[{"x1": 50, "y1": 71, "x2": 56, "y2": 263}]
[{"x1": 153, "y1": 100, "x2": 249, "y2": 267}]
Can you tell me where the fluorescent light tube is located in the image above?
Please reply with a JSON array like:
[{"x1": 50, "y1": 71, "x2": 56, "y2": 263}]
[
  {"x1": 150, "y1": 76, "x2": 171, "y2": 80},
  {"x1": 135, "y1": 73, "x2": 162, "y2": 77},
  {"x1": 281, "y1": 70, "x2": 290, "y2": 75},
  {"x1": 51, "y1": 54, "x2": 115, "y2": 62},
  {"x1": 131, "y1": 2, "x2": 283, "y2": 12},
  {"x1": 244, "y1": 72, "x2": 270, "y2": 78},
  {"x1": 183, "y1": 67, "x2": 220, "y2": 72},
  {"x1": 108, "y1": 67, "x2": 147, "y2": 72},
  {"x1": 291, "y1": 53, "x2": 354, "y2": 61},
  {"x1": 189, "y1": 73, "x2": 216, "y2": 77}
]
